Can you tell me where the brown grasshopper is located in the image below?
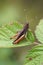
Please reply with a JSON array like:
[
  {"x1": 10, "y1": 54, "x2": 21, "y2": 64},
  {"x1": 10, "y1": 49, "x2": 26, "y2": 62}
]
[{"x1": 10, "y1": 23, "x2": 29, "y2": 44}]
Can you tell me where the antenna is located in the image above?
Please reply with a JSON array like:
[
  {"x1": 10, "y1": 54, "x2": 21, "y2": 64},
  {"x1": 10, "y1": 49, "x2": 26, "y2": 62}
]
[{"x1": 24, "y1": 8, "x2": 28, "y2": 24}]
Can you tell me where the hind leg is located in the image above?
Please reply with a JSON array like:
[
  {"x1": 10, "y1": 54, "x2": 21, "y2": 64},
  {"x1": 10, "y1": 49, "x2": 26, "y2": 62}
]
[{"x1": 13, "y1": 34, "x2": 25, "y2": 44}]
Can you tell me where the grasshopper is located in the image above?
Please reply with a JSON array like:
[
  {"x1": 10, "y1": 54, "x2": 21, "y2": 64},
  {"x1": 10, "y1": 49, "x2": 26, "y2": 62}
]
[{"x1": 10, "y1": 23, "x2": 29, "y2": 44}]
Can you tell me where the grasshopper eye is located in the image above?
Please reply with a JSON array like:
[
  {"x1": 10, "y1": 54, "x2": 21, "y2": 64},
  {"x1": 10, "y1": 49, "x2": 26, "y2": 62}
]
[{"x1": 24, "y1": 23, "x2": 29, "y2": 29}]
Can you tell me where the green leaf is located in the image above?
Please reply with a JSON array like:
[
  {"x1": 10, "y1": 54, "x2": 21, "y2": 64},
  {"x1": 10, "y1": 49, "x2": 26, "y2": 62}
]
[
  {"x1": 25, "y1": 44, "x2": 43, "y2": 65},
  {"x1": 35, "y1": 19, "x2": 43, "y2": 43},
  {"x1": 27, "y1": 30, "x2": 35, "y2": 43},
  {"x1": 0, "y1": 22, "x2": 35, "y2": 48}
]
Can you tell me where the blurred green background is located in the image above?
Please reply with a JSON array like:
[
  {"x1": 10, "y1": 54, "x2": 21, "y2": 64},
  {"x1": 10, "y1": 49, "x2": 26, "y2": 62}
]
[{"x1": 0, "y1": 0, "x2": 43, "y2": 65}]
